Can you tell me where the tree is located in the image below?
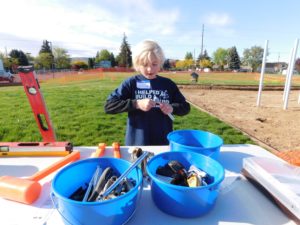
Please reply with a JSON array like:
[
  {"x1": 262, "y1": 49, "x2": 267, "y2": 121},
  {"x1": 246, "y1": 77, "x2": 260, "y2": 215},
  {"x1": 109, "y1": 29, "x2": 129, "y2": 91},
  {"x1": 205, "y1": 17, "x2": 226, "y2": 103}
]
[
  {"x1": 8, "y1": 49, "x2": 29, "y2": 66},
  {"x1": 197, "y1": 50, "x2": 211, "y2": 69},
  {"x1": 197, "y1": 49, "x2": 210, "y2": 61},
  {"x1": 185, "y1": 52, "x2": 193, "y2": 60},
  {"x1": 228, "y1": 46, "x2": 241, "y2": 70},
  {"x1": 117, "y1": 34, "x2": 132, "y2": 67},
  {"x1": 9, "y1": 49, "x2": 20, "y2": 59},
  {"x1": 39, "y1": 40, "x2": 53, "y2": 54},
  {"x1": 213, "y1": 48, "x2": 228, "y2": 70},
  {"x1": 295, "y1": 58, "x2": 300, "y2": 73},
  {"x1": 88, "y1": 58, "x2": 95, "y2": 69},
  {"x1": 26, "y1": 53, "x2": 34, "y2": 65},
  {"x1": 71, "y1": 61, "x2": 88, "y2": 70},
  {"x1": 242, "y1": 46, "x2": 264, "y2": 72},
  {"x1": 95, "y1": 49, "x2": 111, "y2": 63},
  {"x1": 0, "y1": 51, "x2": 4, "y2": 60},
  {"x1": 34, "y1": 53, "x2": 53, "y2": 69},
  {"x1": 18, "y1": 51, "x2": 29, "y2": 66},
  {"x1": 53, "y1": 47, "x2": 71, "y2": 69},
  {"x1": 163, "y1": 59, "x2": 171, "y2": 70},
  {"x1": 199, "y1": 59, "x2": 213, "y2": 69},
  {"x1": 38, "y1": 40, "x2": 54, "y2": 69},
  {"x1": 109, "y1": 53, "x2": 116, "y2": 67},
  {"x1": 175, "y1": 59, "x2": 194, "y2": 70}
]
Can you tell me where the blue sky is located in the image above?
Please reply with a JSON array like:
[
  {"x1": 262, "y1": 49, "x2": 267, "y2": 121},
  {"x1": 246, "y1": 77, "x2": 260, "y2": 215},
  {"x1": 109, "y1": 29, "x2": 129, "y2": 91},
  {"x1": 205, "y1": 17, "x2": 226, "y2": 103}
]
[{"x1": 0, "y1": 0, "x2": 299, "y2": 62}]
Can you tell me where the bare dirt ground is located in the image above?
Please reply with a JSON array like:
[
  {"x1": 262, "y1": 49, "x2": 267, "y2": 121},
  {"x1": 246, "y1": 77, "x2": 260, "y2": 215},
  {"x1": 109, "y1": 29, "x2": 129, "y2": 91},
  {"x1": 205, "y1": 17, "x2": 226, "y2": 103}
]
[{"x1": 181, "y1": 88, "x2": 300, "y2": 153}]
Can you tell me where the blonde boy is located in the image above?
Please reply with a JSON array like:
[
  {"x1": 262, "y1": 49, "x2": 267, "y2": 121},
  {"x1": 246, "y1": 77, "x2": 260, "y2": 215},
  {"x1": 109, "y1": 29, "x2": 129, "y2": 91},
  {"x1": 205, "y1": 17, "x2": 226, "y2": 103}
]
[{"x1": 105, "y1": 40, "x2": 190, "y2": 145}]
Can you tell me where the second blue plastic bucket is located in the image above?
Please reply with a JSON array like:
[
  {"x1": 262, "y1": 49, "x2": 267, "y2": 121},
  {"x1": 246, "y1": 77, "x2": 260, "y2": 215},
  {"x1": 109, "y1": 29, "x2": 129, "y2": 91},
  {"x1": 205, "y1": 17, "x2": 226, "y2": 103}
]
[
  {"x1": 146, "y1": 151, "x2": 225, "y2": 218},
  {"x1": 51, "y1": 157, "x2": 143, "y2": 225},
  {"x1": 167, "y1": 129, "x2": 223, "y2": 160}
]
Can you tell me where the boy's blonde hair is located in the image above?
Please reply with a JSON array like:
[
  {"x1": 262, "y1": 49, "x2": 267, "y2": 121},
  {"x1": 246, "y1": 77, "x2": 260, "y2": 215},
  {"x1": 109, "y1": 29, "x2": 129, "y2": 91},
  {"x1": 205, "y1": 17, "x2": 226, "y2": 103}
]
[{"x1": 133, "y1": 40, "x2": 165, "y2": 72}]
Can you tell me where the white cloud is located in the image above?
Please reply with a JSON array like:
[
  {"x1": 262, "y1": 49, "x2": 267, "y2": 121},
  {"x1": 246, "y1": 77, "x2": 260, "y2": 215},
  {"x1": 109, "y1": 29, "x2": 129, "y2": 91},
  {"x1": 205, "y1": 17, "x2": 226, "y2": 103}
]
[
  {"x1": 204, "y1": 13, "x2": 233, "y2": 27},
  {"x1": 0, "y1": 0, "x2": 181, "y2": 57}
]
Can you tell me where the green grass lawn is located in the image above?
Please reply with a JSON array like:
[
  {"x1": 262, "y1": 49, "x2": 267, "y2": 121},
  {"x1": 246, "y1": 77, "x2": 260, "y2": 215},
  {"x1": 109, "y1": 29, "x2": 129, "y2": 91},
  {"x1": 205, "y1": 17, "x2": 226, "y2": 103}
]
[{"x1": 1, "y1": 71, "x2": 278, "y2": 146}]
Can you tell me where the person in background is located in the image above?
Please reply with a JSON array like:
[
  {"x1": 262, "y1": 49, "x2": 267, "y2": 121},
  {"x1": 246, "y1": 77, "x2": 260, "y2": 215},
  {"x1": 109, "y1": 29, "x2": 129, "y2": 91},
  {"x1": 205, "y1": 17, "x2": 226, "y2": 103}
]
[
  {"x1": 190, "y1": 69, "x2": 199, "y2": 83},
  {"x1": 104, "y1": 40, "x2": 190, "y2": 146}
]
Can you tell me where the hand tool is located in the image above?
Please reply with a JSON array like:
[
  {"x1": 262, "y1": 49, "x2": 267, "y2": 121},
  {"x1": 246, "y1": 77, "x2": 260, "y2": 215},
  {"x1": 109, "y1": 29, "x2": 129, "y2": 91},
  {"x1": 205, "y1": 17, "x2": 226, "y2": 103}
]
[
  {"x1": 18, "y1": 65, "x2": 56, "y2": 142},
  {"x1": 0, "y1": 65, "x2": 73, "y2": 157},
  {"x1": 0, "y1": 142, "x2": 73, "y2": 157},
  {"x1": 97, "y1": 151, "x2": 150, "y2": 201},
  {"x1": 82, "y1": 166, "x2": 101, "y2": 202},
  {"x1": 70, "y1": 143, "x2": 121, "y2": 202},
  {"x1": 0, "y1": 150, "x2": 80, "y2": 204},
  {"x1": 153, "y1": 95, "x2": 175, "y2": 121}
]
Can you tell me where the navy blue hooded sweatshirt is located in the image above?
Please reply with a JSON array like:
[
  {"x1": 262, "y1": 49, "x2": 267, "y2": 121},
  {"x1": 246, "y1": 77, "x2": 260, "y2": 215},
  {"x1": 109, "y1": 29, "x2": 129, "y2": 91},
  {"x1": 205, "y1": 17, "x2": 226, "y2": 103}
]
[{"x1": 104, "y1": 74, "x2": 190, "y2": 146}]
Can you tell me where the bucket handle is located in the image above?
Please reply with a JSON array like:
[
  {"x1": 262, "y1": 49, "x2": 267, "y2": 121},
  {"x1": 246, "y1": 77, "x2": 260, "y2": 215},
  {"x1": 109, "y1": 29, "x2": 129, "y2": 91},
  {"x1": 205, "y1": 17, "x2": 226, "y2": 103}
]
[{"x1": 51, "y1": 192, "x2": 83, "y2": 225}]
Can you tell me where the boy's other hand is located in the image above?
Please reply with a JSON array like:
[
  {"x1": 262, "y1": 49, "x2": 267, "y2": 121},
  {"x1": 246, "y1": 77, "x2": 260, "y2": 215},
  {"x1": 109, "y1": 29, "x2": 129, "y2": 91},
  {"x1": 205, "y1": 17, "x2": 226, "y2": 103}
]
[
  {"x1": 136, "y1": 99, "x2": 156, "y2": 111},
  {"x1": 159, "y1": 103, "x2": 173, "y2": 115}
]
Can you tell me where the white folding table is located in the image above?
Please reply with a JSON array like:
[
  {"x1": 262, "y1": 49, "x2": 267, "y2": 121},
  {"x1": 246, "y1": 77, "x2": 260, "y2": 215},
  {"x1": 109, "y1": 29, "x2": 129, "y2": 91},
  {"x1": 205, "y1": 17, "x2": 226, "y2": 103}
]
[{"x1": 0, "y1": 144, "x2": 297, "y2": 225}]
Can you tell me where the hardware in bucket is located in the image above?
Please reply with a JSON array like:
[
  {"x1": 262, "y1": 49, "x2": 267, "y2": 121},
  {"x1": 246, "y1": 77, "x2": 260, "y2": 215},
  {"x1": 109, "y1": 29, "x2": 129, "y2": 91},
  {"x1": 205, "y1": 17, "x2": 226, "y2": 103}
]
[
  {"x1": 51, "y1": 157, "x2": 144, "y2": 225},
  {"x1": 167, "y1": 129, "x2": 223, "y2": 160},
  {"x1": 146, "y1": 151, "x2": 225, "y2": 218},
  {"x1": 156, "y1": 161, "x2": 214, "y2": 187}
]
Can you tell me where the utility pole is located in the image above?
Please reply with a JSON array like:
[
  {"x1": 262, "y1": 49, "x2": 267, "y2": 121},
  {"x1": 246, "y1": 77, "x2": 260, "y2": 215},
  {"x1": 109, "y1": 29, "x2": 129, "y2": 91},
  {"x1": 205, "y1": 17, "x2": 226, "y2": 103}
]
[
  {"x1": 200, "y1": 24, "x2": 204, "y2": 57},
  {"x1": 193, "y1": 48, "x2": 196, "y2": 68},
  {"x1": 48, "y1": 41, "x2": 55, "y2": 78}
]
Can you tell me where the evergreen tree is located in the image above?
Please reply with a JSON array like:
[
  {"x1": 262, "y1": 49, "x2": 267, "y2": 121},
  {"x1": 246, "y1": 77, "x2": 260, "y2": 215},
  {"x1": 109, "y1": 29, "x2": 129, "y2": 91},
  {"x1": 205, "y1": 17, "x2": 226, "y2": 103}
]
[
  {"x1": 38, "y1": 40, "x2": 54, "y2": 69},
  {"x1": 185, "y1": 52, "x2": 193, "y2": 60},
  {"x1": 9, "y1": 49, "x2": 29, "y2": 66},
  {"x1": 228, "y1": 46, "x2": 241, "y2": 70},
  {"x1": 88, "y1": 58, "x2": 95, "y2": 69},
  {"x1": 117, "y1": 34, "x2": 132, "y2": 67},
  {"x1": 39, "y1": 40, "x2": 53, "y2": 54},
  {"x1": 109, "y1": 53, "x2": 116, "y2": 67},
  {"x1": 9, "y1": 49, "x2": 20, "y2": 59},
  {"x1": 163, "y1": 59, "x2": 171, "y2": 70},
  {"x1": 18, "y1": 51, "x2": 29, "y2": 65},
  {"x1": 197, "y1": 49, "x2": 210, "y2": 61}
]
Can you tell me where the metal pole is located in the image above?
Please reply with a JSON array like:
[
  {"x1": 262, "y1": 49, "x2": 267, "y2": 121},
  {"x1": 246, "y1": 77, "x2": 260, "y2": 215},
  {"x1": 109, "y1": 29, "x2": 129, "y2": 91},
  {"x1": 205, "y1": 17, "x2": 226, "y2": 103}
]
[
  {"x1": 256, "y1": 40, "x2": 269, "y2": 107},
  {"x1": 283, "y1": 47, "x2": 294, "y2": 101},
  {"x1": 283, "y1": 38, "x2": 299, "y2": 110}
]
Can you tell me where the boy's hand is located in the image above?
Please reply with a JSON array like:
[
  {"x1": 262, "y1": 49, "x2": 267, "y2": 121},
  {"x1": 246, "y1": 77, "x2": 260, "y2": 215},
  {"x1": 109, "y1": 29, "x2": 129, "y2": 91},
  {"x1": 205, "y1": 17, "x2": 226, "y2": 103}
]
[
  {"x1": 159, "y1": 103, "x2": 173, "y2": 115},
  {"x1": 136, "y1": 99, "x2": 156, "y2": 111}
]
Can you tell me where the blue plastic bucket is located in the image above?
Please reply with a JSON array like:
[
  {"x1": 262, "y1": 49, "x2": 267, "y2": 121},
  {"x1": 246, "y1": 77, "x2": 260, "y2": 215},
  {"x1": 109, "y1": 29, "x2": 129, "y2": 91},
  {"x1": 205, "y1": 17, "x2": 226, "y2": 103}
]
[
  {"x1": 51, "y1": 157, "x2": 143, "y2": 225},
  {"x1": 167, "y1": 129, "x2": 223, "y2": 160},
  {"x1": 146, "y1": 151, "x2": 224, "y2": 218}
]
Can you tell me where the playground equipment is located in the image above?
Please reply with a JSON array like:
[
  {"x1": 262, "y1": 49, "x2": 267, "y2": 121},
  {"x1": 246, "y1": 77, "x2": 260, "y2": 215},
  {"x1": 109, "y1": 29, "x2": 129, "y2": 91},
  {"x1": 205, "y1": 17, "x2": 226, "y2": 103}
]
[{"x1": 0, "y1": 59, "x2": 14, "y2": 83}]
